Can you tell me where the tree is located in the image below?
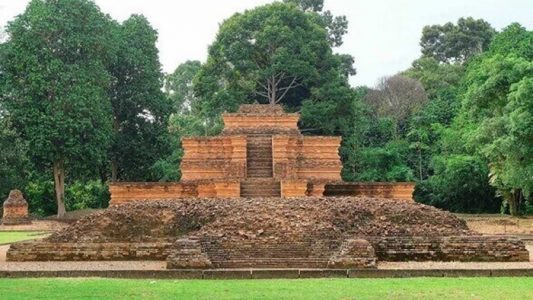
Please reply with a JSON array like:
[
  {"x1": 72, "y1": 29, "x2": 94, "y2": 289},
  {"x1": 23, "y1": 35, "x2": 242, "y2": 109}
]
[
  {"x1": 165, "y1": 60, "x2": 202, "y2": 114},
  {"x1": 364, "y1": 75, "x2": 428, "y2": 134},
  {"x1": 108, "y1": 15, "x2": 172, "y2": 181},
  {"x1": 194, "y1": 2, "x2": 353, "y2": 122},
  {"x1": 1, "y1": 0, "x2": 114, "y2": 218},
  {"x1": 414, "y1": 154, "x2": 500, "y2": 213},
  {"x1": 283, "y1": 0, "x2": 348, "y2": 47},
  {"x1": 0, "y1": 114, "x2": 29, "y2": 201},
  {"x1": 456, "y1": 24, "x2": 533, "y2": 215},
  {"x1": 421, "y1": 17, "x2": 496, "y2": 64}
]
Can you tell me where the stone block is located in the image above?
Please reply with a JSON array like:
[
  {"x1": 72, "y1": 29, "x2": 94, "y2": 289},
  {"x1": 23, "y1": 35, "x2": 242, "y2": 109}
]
[
  {"x1": 166, "y1": 239, "x2": 213, "y2": 269},
  {"x1": 328, "y1": 239, "x2": 377, "y2": 269}
]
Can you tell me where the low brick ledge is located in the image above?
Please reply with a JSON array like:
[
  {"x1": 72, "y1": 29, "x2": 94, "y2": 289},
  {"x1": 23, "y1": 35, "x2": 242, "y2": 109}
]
[{"x1": 0, "y1": 268, "x2": 531, "y2": 279}]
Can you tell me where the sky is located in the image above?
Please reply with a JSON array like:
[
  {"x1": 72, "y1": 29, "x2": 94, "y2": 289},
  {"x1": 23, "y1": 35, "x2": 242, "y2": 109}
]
[{"x1": 1, "y1": 0, "x2": 532, "y2": 87}]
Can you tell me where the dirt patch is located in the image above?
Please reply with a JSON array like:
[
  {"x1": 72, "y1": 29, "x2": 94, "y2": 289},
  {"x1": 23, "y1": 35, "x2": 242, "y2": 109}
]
[
  {"x1": 0, "y1": 220, "x2": 68, "y2": 232},
  {"x1": 460, "y1": 214, "x2": 533, "y2": 235}
]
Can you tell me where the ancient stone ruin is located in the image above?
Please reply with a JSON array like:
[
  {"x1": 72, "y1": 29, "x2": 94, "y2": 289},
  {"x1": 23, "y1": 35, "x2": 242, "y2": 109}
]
[
  {"x1": 6, "y1": 104, "x2": 529, "y2": 268},
  {"x1": 7, "y1": 198, "x2": 529, "y2": 267},
  {"x1": 109, "y1": 104, "x2": 415, "y2": 203},
  {"x1": 2, "y1": 189, "x2": 31, "y2": 225}
]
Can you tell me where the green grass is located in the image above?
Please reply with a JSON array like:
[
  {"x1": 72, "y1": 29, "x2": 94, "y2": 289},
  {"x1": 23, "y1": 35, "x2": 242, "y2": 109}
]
[
  {"x1": 0, "y1": 277, "x2": 532, "y2": 300},
  {"x1": 0, "y1": 231, "x2": 47, "y2": 244}
]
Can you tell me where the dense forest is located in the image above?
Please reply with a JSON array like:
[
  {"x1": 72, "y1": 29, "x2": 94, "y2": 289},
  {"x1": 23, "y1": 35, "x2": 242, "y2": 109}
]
[{"x1": 0, "y1": 0, "x2": 531, "y2": 217}]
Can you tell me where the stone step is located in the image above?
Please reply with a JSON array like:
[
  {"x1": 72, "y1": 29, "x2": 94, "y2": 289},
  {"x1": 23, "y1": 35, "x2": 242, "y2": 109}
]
[
  {"x1": 212, "y1": 258, "x2": 329, "y2": 268},
  {"x1": 246, "y1": 174, "x2": 274, "y2": 178},
  {"x1": 240, "y1": 183, "x2": 279, "y2": 187},
  {"x1": 241, "y1": 189, "x2": 281, "y2": 193},
  {"x1": 240, "y1": 185, "x2": 279, "y2": 189},
  {"x1": 247, "y1": 135, "x2": 273, "y2": 179},
  {"x1": 247, "y1": 146, "x2": 272, "y2": 150},
  {"x1": 247, "y1": 164, "x2": 272, "y2": 168}
]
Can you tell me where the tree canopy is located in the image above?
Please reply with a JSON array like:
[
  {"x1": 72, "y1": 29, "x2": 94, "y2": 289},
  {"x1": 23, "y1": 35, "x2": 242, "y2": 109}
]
[
  {"x1": 1, "y1": 0, "x2": 115, "y2": 217},
  {"x1": 108, "y1": 14, "x2": 171, "y2": 181},
  {"x1": 420, "y1": 17, "x2": 496, "y2": 64},
  {"x1": 194, "y1": 2, "x2": 353, "y2": 122}
]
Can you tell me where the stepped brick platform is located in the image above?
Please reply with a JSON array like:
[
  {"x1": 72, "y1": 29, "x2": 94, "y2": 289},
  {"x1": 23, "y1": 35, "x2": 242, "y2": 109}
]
[
  {"x1": 7, "y1": 197, "x2": 529, "y2": 266},
  {"x1": 109, "y1": 104, "x2": 413, "y2": 204}
]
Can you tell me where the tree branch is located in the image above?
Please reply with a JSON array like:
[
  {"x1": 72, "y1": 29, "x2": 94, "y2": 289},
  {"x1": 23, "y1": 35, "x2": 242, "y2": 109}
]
[{"x1": 275, "y1": 76, "x2": 300, "y2": 103}]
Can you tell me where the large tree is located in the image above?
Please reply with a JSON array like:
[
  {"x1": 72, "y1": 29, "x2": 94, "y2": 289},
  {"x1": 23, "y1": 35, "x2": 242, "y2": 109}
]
[
  {"x1": 1, "y1": 0, "x2": 114, "y2": 218},
  {"x1": 165, "y1": 60, "x2": 202, "y2": 114},
  {"x1": 194, "y1": 2, "x2": 353, "y2": 122},
  {"x1": 421, "y1": 17, "x2": 495, "y2": 64},
  {"x1": 108, "y1": 15, "x2": 172, "y2": 181},
  {"x1": 364, "y1": 75, "x2": 428, "y2": 134},
  {"x1": 455, "y1": 24, "x2": 533, "y2": 215}
]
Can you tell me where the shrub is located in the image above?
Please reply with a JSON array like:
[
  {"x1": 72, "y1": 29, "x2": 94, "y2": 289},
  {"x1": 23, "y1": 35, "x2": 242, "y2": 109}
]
[
  {"x1": 414, "y1": 154, "x2": 500, "y2": 213},
  {"x1": 24, "y1": 180, "x2": 110, "y2": 216}
]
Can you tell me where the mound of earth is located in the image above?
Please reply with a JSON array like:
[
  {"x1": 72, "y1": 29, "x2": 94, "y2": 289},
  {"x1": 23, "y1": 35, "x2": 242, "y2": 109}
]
[{"x1": 48, "y1": 197, "x2": 472, "y2": 243}]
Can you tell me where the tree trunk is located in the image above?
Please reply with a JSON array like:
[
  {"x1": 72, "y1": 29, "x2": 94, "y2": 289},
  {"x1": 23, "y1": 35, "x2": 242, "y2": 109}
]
[
  {"x1": 111, "y1": 161, "x2": 118, "y2": 182},
  {"x1": 53, "y1": 158, "x2": 66, "y2": 219},
  {"x1": 111, "y1": 117, "x2": 120, "y2": 181},
  {"x1": 507, "y1": 189, "x2": 523, "y2": 216},
  {"x1": 506, "y1": 189, "x2": 522, "y2": 216},
  {"x1": 418, "y1": 148, "x2": 423, "y2": 181}
]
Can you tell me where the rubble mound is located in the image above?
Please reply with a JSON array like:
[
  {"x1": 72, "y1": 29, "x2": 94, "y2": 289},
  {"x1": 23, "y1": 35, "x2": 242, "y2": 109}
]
[
  {"x1": 10, "y1": 197, "x2": 529, "y2": 264},
  {"x1": 48, "y1": 197, "x2": 472, "y2": 243}
]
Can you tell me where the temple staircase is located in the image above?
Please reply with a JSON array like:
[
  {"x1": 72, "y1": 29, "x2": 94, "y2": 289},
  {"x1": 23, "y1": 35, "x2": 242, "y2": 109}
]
[{"x1": 240, "y1": 135, "x2": 280, "y2": 197}]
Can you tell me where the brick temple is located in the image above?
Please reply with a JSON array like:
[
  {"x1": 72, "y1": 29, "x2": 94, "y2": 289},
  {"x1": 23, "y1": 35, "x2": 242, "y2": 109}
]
[
  {"x1": 110, "y1": 104, "x2": 414, "y2": 204},
  {"x1": 8, "y1": 105, "x2": 528, "y2": 266}
]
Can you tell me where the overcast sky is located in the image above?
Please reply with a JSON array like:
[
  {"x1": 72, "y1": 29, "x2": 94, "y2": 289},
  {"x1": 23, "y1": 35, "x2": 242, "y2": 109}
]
[{"x1": 1, "y1": 0, "x2": 532, "y2": 87}]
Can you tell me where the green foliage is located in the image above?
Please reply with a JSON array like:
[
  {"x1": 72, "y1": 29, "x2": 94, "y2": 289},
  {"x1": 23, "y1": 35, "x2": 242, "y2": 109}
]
[
  {"x1": 414, "y1": 155, "x2": 499, "y2": 213},
  {"x1": 194, "y1": 2, "x2": 352, "y2": 121},
  {"x1": 109, "y1": 14, "x2": 172, "y2": 181},
  {"x1": 0, "y1": 115, "x2": 29, "y2": 200},
  {"x1": 165, "y1": 60, "x2": 202, "y2": 113},
  {"x1": 64, "y1": 180, "x2": 109, "y2": 211},
  {"x1": 2, "y1": 0, "x2": 114, "y2": 167},
  {"x1": 24, "y1": 180, "x2": 56, "y2": 216},
  {"x1": 24, "y1": 180, "x2": 109, "y2": 216},
  {"x1": 455, "y1": 24, "x2": 533, "y2": 215},
  {"x1": 1, "y1": 0, "x2": 116, "y2": 217},
  {"x1": 420, "y1": 17, "x2": 496, "y2": 64},
  {"x1": 356, "y1": 140, "x2": 415, "y2": 182}
]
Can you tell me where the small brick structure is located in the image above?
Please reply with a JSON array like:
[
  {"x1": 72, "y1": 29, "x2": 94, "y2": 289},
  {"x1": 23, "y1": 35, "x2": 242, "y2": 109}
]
[{"x1": 2, "y1": 189, "x2": 31, "y2": 225}]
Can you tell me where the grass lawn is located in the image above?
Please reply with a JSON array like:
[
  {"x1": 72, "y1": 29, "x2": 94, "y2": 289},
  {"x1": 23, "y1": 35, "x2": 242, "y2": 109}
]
[
  {"x1": 0, "y1": 277, "x2": 532, "y2": 300},
  {"x1": 0, "y1": 231, "x2": 47, "y2": 244}
]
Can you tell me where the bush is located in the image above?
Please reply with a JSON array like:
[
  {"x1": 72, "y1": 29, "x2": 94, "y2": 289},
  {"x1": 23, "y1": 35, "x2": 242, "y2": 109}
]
[
  {"x1": 24, "y1": 180, "x2": 110, "y2": 217},
  {"x1": 356, "y1": 140, "x2": 415, "y2": 182},
  {"x1": 414, "y1": 154, "x2": 500, "y2": 213}
]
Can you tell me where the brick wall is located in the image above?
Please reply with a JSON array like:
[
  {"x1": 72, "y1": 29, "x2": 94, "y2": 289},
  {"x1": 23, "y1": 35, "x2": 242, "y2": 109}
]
[
  {"x1": 109, "y1": 181, "x2": 240, "y2": 205},
  {"x1": 222, "y1": 113, "x2": 300, "y2": 135},
  {"x1": 7, "y1": 242, "x2": 173, "y2": 261},
  {"x1": 369, "y1": 236, "x2": 529, "y2": 262},
  {"x1": 280, "y1": 179, "x2": 307, "y2": 197},
  {"x1": 273, "y1": 136, "x2": 342, "y2": 180},
  {"x1": 8, "y1": 235, "x2": 528, "y2": 264},
  {"x1": 324, "y1": 182, "x2": 415, "y2": 201},
  {"x1": 180, "y1": 136, "x2": 246, "y2": 180}
]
